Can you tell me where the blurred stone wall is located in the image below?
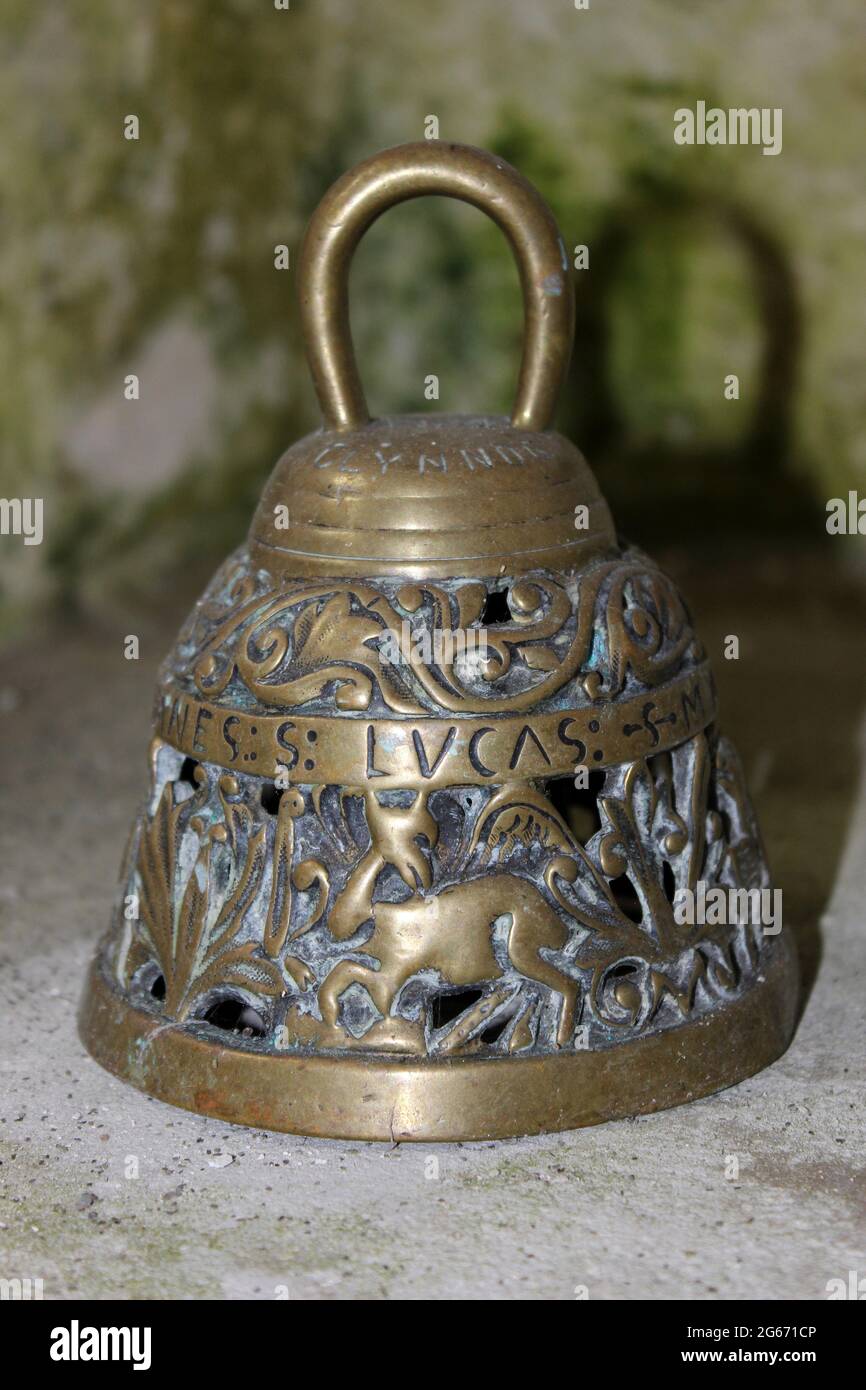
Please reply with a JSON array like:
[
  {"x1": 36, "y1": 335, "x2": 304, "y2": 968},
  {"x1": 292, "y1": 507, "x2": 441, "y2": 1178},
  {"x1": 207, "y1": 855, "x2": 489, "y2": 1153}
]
[{"x1": 1, "y1": 0, "x2": 864, "y2": 631}]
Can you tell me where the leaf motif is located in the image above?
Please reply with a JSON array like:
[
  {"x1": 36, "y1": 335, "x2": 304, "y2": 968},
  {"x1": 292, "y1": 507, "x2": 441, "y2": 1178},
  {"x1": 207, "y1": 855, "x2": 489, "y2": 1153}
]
[
  {"x1": 193, "y1": 944, "x2": 283, "y2": 1005},
  {"x1": 132, "y1": 776, "x2": 275, "y2": 1022},
  {"x1": 294, "y1": 593, "x2": 382, "y2": 670},
  {"x1": 166, "y1": 844, "x2": 211, "y2": 1015},
  {"x1": 517, "y1": 645, "x2": 561, "y2": 671},
  {"x1": 469, "y1": 783, "x2": 577, "y2": 865}
]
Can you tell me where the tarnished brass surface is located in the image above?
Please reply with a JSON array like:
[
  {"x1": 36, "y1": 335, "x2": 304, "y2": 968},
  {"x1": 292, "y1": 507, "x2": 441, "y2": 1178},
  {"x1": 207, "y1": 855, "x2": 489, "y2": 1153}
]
[
  {"x1": 248, "y1": 415, "x2": 615, "y2": 580},
  {"x1": 155, "y1": 664, "x2": 718, "y2": 785},
  {"x1": 80, "y1": 140, "x2": 798, "y2": 1140},
  {"x1": 81, "y1": 937, "x2": 797, "y2": 1141}
]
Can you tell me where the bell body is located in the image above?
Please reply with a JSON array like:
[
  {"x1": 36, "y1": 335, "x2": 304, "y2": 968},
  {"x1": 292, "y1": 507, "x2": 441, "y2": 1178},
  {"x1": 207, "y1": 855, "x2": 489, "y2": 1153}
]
[{"x1": 79, "y1": 143, "x2": 797, "y2": 1140}]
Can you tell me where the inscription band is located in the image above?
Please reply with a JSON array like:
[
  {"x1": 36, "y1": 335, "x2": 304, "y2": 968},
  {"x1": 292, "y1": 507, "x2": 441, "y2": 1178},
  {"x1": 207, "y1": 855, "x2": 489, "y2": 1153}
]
[{"x1": 156, "y1": 663, "x2": 717, "y2": 788}]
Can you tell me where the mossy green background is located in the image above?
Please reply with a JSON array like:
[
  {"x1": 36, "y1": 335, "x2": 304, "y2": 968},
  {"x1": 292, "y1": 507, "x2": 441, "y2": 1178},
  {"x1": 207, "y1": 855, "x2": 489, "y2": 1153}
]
[{"x1": 2, "y1": 0, "x2": 864, "y2": 633}]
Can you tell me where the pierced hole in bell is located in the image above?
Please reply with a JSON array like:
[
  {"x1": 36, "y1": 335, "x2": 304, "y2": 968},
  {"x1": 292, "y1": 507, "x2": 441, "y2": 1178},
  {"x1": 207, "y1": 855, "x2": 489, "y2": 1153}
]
[
  {"x1": 610, "y1": 874, "x2": 642, "y2": 923},
  {"x1": 547, "y1": 770, "x2": 605, "y2": 842},
  {"x1": 607, "y1": 962, "x2": 637, "y2": 981},
  {"x1": 431, "y1": 987, "x2": 484, "y2": 1029},
  {"x1": 480, "y1": 1015, "x2": 509, "y2": 1045},
  {"x1": 202, "y1": 997, "x2": 267, "y2": 1038},
  {"x1": 662, "y1": 861, "x2": 677, "y2": 905},
  {"x1": 260, "y1": 782, "x2": 284, "y2": 815},
  {"x1": 707, "y1": 778, "x2": 734, "y2": 846},
  {"x1": 480, "y1": 588, "x2": 511, "y2": 625},
  {"x1": 150, "y1": 973, "x2": 166, "y2": 1002},
  {"x1": 178, "y1": 757, "x2": 199, "y2": 787}
]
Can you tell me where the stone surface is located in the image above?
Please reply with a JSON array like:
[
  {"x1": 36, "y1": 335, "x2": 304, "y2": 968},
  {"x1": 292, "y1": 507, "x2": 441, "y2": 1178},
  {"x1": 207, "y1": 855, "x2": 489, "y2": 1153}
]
[{"x1": 1, "y1": 552, "x2": 864, "y2": 1300}]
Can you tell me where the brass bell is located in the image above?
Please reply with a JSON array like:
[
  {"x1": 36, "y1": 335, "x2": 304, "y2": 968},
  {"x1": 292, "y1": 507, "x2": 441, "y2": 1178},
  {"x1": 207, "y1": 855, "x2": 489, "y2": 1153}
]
[{"x1": 80, "y1": 142, "x2": 798, "y2": 1140}]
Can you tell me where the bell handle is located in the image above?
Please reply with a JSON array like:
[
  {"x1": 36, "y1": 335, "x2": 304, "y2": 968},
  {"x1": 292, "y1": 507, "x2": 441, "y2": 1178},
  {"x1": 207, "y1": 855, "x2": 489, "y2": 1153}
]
[{"x1": 298, "y1": 141, "x2": 575, "y2": 433}]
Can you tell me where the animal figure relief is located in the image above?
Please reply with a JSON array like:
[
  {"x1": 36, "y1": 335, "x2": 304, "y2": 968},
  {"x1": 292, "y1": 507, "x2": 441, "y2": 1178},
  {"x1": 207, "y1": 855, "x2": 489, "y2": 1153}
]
[
  {"x1": 326, "y1": 790, "x2": 439, "y2": 938},
  {"x1": 309, "y1": 789, "x2": 581, "y2": 1049},
  {"x1": 318, "y1": 871, "x2": 579, "y2": 1055}
]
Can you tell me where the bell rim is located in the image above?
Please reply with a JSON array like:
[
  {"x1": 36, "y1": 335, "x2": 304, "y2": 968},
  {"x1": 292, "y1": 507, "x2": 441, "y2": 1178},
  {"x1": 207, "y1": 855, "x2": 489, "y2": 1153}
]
[{"x1": 79, "y1": 938, "x2": 798, "y2": 1142}]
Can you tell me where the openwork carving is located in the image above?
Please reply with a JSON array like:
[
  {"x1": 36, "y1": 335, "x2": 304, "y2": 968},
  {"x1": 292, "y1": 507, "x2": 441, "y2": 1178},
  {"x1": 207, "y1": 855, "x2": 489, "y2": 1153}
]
[
  {"x1": 163, "y1": 544, "x2": 703, "y2": 719},
  {"x1": 111, "y1": 728, "x2": 770, "y2": 1058},
  {"x1": 118, "y1": 743, "x2": 313, "y2": 1020}
]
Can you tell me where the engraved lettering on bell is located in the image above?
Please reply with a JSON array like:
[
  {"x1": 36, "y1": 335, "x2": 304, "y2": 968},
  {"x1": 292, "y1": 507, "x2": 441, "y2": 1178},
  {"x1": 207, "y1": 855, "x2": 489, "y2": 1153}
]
[{"x1": 80, "y1": 141, "x2": 798, "y2": 1140}]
